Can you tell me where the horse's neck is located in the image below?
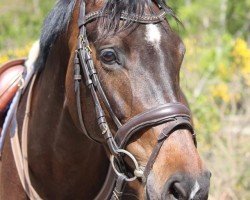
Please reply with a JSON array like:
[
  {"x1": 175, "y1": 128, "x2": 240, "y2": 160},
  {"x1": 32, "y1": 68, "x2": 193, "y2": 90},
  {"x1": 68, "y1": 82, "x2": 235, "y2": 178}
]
[{"x1": 17, "y1": 41, "x2": 109, "y2": 199}]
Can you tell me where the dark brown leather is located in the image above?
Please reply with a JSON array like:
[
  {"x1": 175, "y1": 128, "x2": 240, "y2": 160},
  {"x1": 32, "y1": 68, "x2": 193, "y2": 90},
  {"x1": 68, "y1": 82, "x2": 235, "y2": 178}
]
[
  {"x1": 0, "y1": 59, "x2": 25, "y2": 114},
  {"x1": 143, "y1": 117, "x2": 194, "y2": 179},
  {"x1": 0, "y1": 59, "x2": 25, "y2": 74},
  {"x1": 94, "y1": 166, "x2": 116, "y2": 200},
  {"x1": 115, "y1": 103, "x2": 191, "y2": 148}
]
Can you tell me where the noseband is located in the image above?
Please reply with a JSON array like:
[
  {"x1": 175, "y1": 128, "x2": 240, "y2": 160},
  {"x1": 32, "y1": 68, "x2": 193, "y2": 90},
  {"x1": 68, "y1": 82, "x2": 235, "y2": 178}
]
[{"x1": 74, "y1": 1, "x2": 196, "y2": 199}]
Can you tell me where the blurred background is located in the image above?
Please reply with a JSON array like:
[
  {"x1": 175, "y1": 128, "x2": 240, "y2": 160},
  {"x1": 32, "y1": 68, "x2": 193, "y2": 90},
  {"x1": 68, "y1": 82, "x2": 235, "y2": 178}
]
[{"x1": 0, "y1": 0, "x2": 249, "y2": 199}]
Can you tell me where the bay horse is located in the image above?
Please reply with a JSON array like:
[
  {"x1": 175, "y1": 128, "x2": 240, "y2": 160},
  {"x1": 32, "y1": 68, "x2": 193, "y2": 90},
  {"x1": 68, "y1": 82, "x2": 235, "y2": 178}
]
[{"x1": 0, "y1": 0, "x2": 211, "y2": 199}]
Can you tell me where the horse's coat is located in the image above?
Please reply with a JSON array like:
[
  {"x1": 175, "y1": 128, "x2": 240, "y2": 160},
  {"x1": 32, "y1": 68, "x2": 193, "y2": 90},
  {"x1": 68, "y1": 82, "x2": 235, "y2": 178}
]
[{"x1": 0, "y1": 1, "x2": 211, "y2": 199}]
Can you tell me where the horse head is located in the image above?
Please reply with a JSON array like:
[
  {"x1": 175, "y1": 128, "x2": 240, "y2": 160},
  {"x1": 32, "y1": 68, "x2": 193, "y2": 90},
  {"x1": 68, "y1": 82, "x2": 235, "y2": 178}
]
[
  {"x1": 63, "y1": 1, "x2": 211, "y2": 199},
  {"x1": 0, "y1": 0, "x2": 211, "y2": 199}
]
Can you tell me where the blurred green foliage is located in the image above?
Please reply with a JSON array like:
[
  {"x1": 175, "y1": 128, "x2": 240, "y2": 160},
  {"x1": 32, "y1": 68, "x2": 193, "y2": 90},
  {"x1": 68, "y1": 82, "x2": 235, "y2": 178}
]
[
  {"x1": 172, "y1": 1, "x2": 250, "y2": 199},
  {"x1": 0, "y1": 0, "x2": 54, "y2": 50},
  {"x1": 0, "y1": 0, "x2": 249, "y2": 199},
  {"x1": 169, "y1": 0, "x2": 250, "y2": 40}
]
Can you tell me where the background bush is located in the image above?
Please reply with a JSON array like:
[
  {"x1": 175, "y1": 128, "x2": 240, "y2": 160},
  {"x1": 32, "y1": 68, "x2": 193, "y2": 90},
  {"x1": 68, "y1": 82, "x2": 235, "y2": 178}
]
[{"x1": 0, "y1": 0, "x2": 249, "y2": 199}]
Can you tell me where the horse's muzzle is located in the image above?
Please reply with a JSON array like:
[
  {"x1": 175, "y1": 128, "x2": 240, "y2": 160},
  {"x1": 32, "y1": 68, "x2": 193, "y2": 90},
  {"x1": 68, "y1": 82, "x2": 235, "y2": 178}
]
[{"x1": 146, "y1": 171, "x2": 211, "y2": 200}]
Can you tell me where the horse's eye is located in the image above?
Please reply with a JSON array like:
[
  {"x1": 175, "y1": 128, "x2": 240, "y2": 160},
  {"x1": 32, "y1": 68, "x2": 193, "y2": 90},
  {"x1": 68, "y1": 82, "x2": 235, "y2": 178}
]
[{"x1": 100, "y1": 49, "x2": 118, "y2": 65}]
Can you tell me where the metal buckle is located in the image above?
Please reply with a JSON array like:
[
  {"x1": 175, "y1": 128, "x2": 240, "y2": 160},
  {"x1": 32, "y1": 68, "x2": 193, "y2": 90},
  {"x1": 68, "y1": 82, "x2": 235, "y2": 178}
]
[
  {"x1": 18, "y1": 78, "x2": 25, "y2": 90},
  {"x1": 85, "y1": 45, "x2": 92, "y2": 53},
  {"x1": 78, "y1": 34, "x2": 84, "y2": 42}
]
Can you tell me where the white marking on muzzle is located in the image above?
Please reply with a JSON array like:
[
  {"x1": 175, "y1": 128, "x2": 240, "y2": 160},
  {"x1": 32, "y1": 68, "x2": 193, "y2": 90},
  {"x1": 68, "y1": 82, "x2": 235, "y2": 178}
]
[
  {"x1": 145, "y1": 24, "x2": 161, "y2": 48},
  {"x1": 189, "y1": 180, "x2": 200, "y2": 199}
]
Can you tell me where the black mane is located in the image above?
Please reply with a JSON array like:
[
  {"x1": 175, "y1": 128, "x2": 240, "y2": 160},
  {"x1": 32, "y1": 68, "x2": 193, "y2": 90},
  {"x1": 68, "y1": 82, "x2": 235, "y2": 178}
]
[
  {"x1": 35, "y1": 0, "x2": 176, "y2": 71},
  {"x1": 35, "y1": 0, "x2": 77, "y2": 71}
]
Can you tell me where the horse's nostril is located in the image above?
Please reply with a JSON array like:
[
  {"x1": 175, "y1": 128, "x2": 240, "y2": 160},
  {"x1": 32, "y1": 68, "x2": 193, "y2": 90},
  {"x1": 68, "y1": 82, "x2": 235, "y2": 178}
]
[
  {"x1": 170, "y1": 182, "x2": 187, "y2": 199},
  {"x1": 205, "y1": 170, "x2": 212, "y2": 178}
]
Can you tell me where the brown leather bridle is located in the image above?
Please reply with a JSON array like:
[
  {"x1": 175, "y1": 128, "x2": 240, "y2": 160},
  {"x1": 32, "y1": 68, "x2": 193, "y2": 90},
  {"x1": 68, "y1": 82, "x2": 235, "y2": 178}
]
[{"x1": 74, "y1": 1, "x2": 196, "y2": 199}]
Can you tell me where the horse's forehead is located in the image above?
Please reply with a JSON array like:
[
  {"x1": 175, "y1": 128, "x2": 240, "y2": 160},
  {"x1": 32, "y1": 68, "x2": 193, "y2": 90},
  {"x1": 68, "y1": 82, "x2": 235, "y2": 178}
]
[
  {"x1": 142, "y1": 23, "x2": 185, "y2": 58},
  {"x1": 130, "y1": 23, "x2": 179, "y2": 48},
  {"x1": 145, "y1": 24, "x2": 162, "y2": 47},
  {"x1": 86, "y1": 0, "x2": 104, "y2": 11}
]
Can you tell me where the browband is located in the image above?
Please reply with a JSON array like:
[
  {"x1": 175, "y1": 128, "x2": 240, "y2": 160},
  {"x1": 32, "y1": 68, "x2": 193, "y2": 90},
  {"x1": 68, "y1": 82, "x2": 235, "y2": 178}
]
[{"x1": 80, "y1": 10, "x2": 166, "y2": 27}]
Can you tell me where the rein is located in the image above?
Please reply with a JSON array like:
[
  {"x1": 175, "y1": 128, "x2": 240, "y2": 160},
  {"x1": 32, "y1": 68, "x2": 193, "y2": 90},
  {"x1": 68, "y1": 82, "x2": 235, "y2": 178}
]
[
  {"x1": 2, "y1": 1, "x2": 196, "y2": 200},
  {"x1": 10, "y1": 74, "x2": 42, "y2": 199}
]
